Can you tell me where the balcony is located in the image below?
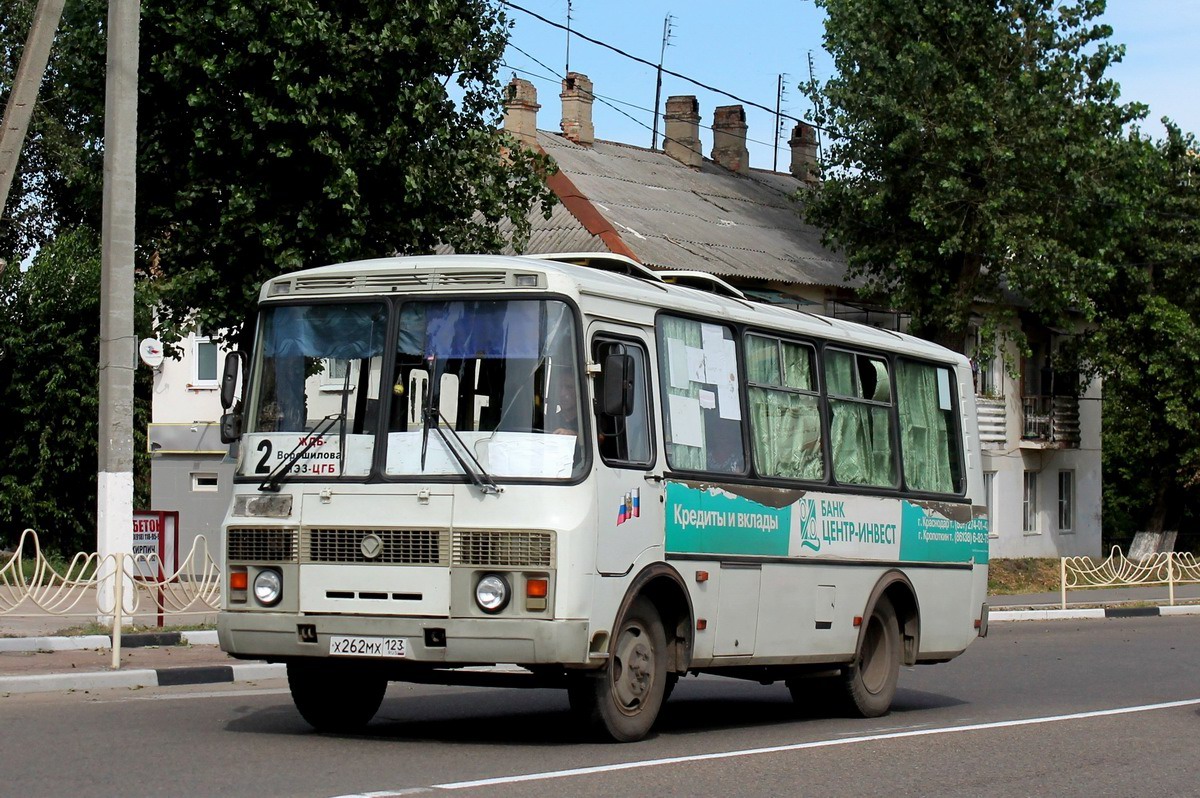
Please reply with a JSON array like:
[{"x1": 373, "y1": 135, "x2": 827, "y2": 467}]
[{"x1": 1021, "y1": 395, "x2": 1080, "y2": 447}]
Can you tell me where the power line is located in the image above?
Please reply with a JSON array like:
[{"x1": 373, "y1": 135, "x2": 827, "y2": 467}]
[
  {"x1": 501, "y1": 2, "x2": 1200, "y2": 228},
  {"x1": 500, "y1": 0, "x2": 814, "y2": 129},
  {"x1": 503, "y1": 47, "x2": 797, "y2": 157}
]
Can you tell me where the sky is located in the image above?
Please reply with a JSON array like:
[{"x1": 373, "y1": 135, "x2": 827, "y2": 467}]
[{"x1": 500, "y1": 0, "x2": 1200, "y2": 171}]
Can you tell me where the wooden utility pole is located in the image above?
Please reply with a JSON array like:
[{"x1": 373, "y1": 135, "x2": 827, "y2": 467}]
[{"x1": 0, "y1": 0, "x2": 66, "y2": 219}]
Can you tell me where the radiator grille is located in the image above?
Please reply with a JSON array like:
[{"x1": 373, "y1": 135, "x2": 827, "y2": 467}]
[
  {"x1": 453, "y1": 530, "x2": 554, "y2": 568},
  {"x1": 302, "y1": 528, "x2": 448, "y2": 565},
  {"x1": 227, "y1": 527, "x2": 298, "y2": 562}
]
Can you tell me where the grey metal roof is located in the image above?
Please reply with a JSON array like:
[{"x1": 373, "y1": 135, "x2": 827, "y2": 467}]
[
  {"x1": 535, "y1": 131, "x2": 853, "y2": 288},
  {"x1": 434, "y1": 199, "x2": 605, "y2": 257}
]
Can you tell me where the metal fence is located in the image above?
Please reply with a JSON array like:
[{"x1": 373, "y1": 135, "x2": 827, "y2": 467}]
[
  {"x1": 0, "y1": 528, "x2": 221, "y2": 668},
  {"x1": 1061, "y1": 547, "x2": 1200, "y2": 609}
]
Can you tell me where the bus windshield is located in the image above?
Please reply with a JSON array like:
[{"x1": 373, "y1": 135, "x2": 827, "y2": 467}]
[
  {"x1": 387, "y1": 299, "x2": 584, "y2": 481},
  {"x1": 239, "y1": 298, "x2": 584, "y2": 482}
]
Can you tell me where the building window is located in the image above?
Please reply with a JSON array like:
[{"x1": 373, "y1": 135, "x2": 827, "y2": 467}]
[
  {"x1": 191, "y1": 472, "x2": 219, "y2": 492},
  {"x1": 320, "y1": 357, "x2": 353, "y2": 391},
  {"x1": 983, "y1": 471, "x2": 997, "y2": 538},
  {"x1": 1058, "y1": 470, "x2": 1075, "y2": 532},
  {"x1": 1022, "y1": 471, "x2": 1039, "y2": 533},
  {"x1": 193, "y1": 333, "x2": 219, "y2": 386}
]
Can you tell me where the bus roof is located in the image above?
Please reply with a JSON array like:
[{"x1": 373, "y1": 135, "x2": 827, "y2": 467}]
[{"x1": 259, "y1": 254, "x2": 965, "y2": 366}]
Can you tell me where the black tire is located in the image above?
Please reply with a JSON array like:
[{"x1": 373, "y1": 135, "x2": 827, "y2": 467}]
[
  {"x1": 785, "y1": 674, "x2": 842, "y2": 717},
  {"x1": 663, "y1": 672, "x2": 679, "y2": 703},
  {"x1": 572, "y1": 597, "x2": 668, "y2": 742},
  {"x1": 840, "y1": 595, "x2": 901, "y2": 717},
  {"x1": 287, "y1": 660, "x2": 387, "y2": 733}
]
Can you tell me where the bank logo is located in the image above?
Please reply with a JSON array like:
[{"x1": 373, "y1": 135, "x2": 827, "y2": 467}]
[{"x1": 799, "y1": 499, "x2": 820, "y2": 552}]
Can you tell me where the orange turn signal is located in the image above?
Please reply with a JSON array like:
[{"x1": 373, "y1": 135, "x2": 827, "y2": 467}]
[
  {"x1": 230, "y1": 571, "x2": 248, "y2": 591},
  {"x1": 526, "y1": 578, "x2": 548, "y2": 599}
]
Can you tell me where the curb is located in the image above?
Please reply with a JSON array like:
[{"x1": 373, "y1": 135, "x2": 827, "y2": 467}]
[
  {"x1": 0, "y1": 662, "x2": 285, "y2": 696},
  {"x1": 990, "y1": 604, "x2": 1200, "y2": 621},
  {"x1": 0, "y1": 629, "x2": 219, "y2": 654}
]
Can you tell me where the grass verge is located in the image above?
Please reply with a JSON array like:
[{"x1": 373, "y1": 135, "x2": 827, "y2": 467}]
[{"x1": 988, "y1": 557, "x2": 1060, "y2": 595}]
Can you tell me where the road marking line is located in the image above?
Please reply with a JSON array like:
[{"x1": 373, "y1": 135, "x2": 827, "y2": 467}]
[{"x1": 426, "y1": 698, "x2": 1200, "y2": 791}]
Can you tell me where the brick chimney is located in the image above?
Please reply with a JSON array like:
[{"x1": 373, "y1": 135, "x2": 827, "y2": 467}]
[
  {"x1": 663, "y1": 95, "x2": 702, "y2": 168},
  {"x1": 711, "y1": 105, "x2": 749, "y2": 174},
  {"x1": 503, "y1": 77, "x2": 540, "y2": 148},
  {"x1": 560, "y1": 72, "x2": 594, "y2": 147},
  {"x1": 789, "y1": 122, "x2": 819, "y2": 184}
]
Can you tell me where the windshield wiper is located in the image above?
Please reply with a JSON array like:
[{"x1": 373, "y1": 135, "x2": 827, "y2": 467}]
[
  {"x1": 259, "y1": 412, "x2": 344, "y2": 492},
  {"x1": 432, "y1": 410, "x2": 502, "y2": 495},
  {"x1": 419, "y1": 355, "x2": 436, "y2": 470}
]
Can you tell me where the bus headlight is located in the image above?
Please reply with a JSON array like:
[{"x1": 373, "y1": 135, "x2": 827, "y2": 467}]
[
  {"x1": 253, "y1": 569, "x2": 283, "y2": 606},
  {"x1": 475, "y1": 573, "x2": 510, "y2": 613}
]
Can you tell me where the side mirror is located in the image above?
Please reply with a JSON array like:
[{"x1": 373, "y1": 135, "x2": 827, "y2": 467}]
[
  {"x1": 220, "y1": 350, "x2": 249, "y2": 443},
  {"x1": 219, "y1": 412, "x2": 242, "y2": 444},
  {"x1": 220, "y1": 350, "x2": 248, "y2": 411},
  {"x1": 601, "y1": 353, "x2": 635, "y2": 417}
]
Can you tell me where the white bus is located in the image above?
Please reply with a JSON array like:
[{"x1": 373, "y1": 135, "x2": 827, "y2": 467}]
[{"x1": 217, "y1": 253, "x2": 989, "y2": 742}]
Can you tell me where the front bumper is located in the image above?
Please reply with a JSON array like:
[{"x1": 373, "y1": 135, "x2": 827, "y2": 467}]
[{"x1": 218, "y1": 611, "x2": 593, "y2": 666}]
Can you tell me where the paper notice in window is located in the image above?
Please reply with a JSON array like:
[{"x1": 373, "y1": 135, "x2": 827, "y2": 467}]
[
  {"x1": 668, "y1": 394, "x2": 704, "y2": 448},
  {"x1": 686, "y1": 346, "x2": 706, "y2": 384},
  {"x1": 705, "y1": 338, "x2": 741, "y2": 420},
  {"x1": 698, "y1": 389, "x2": 716, "y2": 409},
  {"x1": 668, "y1": 339, "x2": 690, "y2": 389}
]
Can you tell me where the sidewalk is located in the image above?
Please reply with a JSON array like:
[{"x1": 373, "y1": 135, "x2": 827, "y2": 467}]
[{"x1": 3, "y1": 587, "x2": 1200, "y2": 697}]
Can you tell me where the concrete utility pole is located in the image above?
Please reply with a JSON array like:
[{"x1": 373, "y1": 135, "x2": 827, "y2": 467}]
[
  {"x1": 0, "y1": 0, "x2": 66, "y2": 219},
  {"x1": 97, "y1": 0, "x2": 140, "y2": 621}
]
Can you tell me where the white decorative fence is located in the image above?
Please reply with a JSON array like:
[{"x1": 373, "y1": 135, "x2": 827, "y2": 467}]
[
  {"x1": 1061, "y1": 547, "x2": 1200, "y2": 609},
  {"x1": 0, "y1": 529, "x2": 221, "y2": 668}
]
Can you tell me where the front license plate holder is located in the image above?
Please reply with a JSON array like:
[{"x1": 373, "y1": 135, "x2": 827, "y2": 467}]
[{"x1": 328, "y1": 635, "x2": 407, "y2": 658}]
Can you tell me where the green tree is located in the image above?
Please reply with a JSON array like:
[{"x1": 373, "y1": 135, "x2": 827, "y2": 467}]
[
  {"x1": 803, "y1": 0, "x2": 1141, "y2": 350},
  {"x1": 1087, "y1": 126, "x2": 1200, "y2": 540},
  {"x1": 0, "y1": 228, "x2": 151, "y2": 552},
  {"x1": 2, "y1": 0, "x2": 556, "y2": 350}
]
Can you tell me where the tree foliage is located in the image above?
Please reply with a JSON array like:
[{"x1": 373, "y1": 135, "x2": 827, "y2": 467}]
[
  {"x1": 2, "y1": 0, "x2": 557, "y2": 349},
  {"x1": 1085, "y1": 126, "x2": 1200, "y2": 537},
  {"x1": 0, "y1": 229, "x2": 151, "y2": 551},
  {"x1": 803, "y1": 0, "x2": 1141, "y2": 350},
  {"x1": 0, "y1": 0, "x2": 553, "y2": 546}
]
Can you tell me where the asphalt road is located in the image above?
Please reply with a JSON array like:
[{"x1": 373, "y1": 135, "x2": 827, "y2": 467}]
[{"x1": 4, "y1": 617, "x2": 1199, "y2": 798}]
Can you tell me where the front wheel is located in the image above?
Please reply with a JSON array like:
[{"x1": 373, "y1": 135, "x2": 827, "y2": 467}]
[
  {"x1": 571, "y1": 597, "x2": 668, "y2": 742},
  {"x1": 287, "y1": 660, "x2": 387, "y2": 733},
  {"x1": 841, "y1": 595, "x2": 901, "y2": 717}
]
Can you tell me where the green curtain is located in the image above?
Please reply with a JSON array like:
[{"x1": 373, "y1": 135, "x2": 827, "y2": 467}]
[
  {"x1": 749, "y1": 388, "x2": 823, "y2": 479},
  {"x1": 747, "y1": 337, "x2": 822, "y2": 479},
  {"x1": 896, "y1": 360, "x2": 954, "y2": 493},
  {"x1": 826, "y1": 350, "x2": 895, "y2": 487},
  {"x1": 745, "y1": 335, "x2": 779, "y2": 384}
]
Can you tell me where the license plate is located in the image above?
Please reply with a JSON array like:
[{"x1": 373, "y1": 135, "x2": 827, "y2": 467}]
[{"x1": 329, "y1": 635, "x2": 407, "y2": 658}]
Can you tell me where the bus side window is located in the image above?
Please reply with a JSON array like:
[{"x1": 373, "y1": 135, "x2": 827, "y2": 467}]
[
  {"x1": 896, "y1": 360, "x2": 963, "y2": 494},
  {"x1": 657, "y1": 316, "x2": 746, "y2": 475},
  {"x1": 825, "y1": 349, "x2": 897, "y2": 487},
  {"x1": 593, "y1": 339, "x2": 653, "y2": 466},
  {"x1": 745, "y1": 334, "x2": 824, "y2": 481}
]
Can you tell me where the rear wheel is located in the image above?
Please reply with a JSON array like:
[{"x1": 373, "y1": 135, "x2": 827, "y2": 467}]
[
  {"x1": 840, "y1": 595, "x2": 901, "y2": 717},
  {"x1": 571, "y1": 597, "x2": 668, "y2": 742},
  {"x1": 287, "y1": 660, "x2": 387, "y2": 733}
]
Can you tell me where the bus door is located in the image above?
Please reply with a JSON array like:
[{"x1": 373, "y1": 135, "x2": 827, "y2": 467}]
[{"x1": 589, "y1": 329, "x2": 662, "y2": 575}]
